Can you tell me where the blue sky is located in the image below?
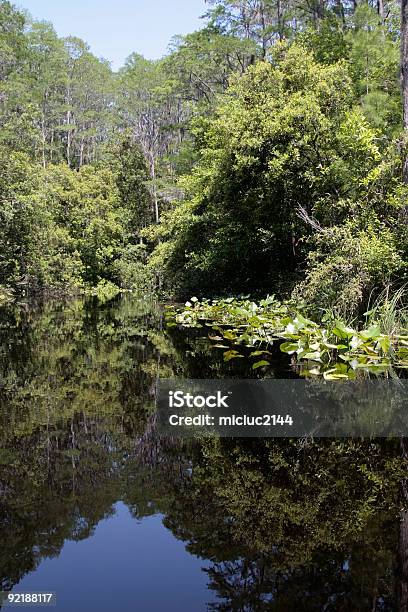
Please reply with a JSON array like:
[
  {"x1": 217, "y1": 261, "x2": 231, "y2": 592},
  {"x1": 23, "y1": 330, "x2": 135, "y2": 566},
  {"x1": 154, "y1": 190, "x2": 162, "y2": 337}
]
[{"x1": 16, "y1": 0, "x2": 209, "y2": 70}]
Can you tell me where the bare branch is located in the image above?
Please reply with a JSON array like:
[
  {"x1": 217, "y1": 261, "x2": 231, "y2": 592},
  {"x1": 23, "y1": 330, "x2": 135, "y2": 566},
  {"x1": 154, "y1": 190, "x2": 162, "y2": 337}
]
[{"x1": 296, "y1": 205, "x2": 324, "y2": 232}]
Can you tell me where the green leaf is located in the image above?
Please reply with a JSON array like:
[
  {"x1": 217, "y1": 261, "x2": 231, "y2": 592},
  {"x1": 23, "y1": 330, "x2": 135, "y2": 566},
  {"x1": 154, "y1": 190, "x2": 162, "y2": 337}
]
[
  {"x1": 223, "y1": 330, "x2": 237, "y2": 341},
  {"x1": 332, "y1": 321, "x2": 355, "y2": 339},
  {"x1": 280, "y1": 342, "x2": 298, "y2": 354},
  {"x1": 360, "y1": 325, "x2": 381, "y2": 340},
  {"x1": 378, "y1": 336, "x2": 391, "y2": 353},
  {"x1": 323, "y1": 369, "x2": 349, "y2": 380},
  {"x1": 322, "y1": 342, "x2": 340, "y2": 349},
  {"x1": 252, "y1": 360, "x2": 269, "y2": 369},
  {"x1": 302, "y1": 351, "x2": 322, "y2": 362},
  {"x1": 294, "y1": 314, "x2": 317, "y2": 328},
  {"x1": 223, "y1": 350, "x2": 244, "y2": 362}
]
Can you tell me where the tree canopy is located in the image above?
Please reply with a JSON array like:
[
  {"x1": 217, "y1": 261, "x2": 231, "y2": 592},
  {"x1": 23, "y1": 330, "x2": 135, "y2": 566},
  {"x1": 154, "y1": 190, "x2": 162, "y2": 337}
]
[{"x1": 0, "y1": 0, "x2": 406, "y2": 316}]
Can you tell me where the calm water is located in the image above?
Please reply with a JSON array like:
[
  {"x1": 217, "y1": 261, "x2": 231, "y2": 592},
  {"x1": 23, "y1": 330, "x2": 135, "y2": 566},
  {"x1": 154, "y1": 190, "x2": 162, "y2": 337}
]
[{"x1": 0, "y1": 296, "x2": 406, "y2": 611}]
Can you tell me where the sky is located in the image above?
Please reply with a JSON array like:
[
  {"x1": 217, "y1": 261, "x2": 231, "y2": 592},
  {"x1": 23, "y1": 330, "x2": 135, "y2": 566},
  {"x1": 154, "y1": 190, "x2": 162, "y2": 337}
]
[{"x1": 16, "y1": 0, "x2": 209, "y2": 70}]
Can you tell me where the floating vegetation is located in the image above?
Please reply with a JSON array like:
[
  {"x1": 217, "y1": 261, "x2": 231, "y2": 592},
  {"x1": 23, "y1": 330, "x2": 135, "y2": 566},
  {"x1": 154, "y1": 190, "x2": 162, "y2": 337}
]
[{"x1": 165, "y1": 297, "x2": 408, "y2": 379}]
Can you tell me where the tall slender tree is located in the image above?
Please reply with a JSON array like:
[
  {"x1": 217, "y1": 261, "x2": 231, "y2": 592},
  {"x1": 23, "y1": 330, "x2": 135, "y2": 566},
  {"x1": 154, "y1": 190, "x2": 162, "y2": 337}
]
[{"x1": 402, "y1": 0, "x2": 408, "y2": 182}]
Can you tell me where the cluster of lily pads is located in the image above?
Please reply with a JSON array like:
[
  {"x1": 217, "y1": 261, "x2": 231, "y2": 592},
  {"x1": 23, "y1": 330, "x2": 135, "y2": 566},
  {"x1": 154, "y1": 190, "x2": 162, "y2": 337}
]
[{"x1": 165, "y1": 296, "x2": 408, "y2": 379}]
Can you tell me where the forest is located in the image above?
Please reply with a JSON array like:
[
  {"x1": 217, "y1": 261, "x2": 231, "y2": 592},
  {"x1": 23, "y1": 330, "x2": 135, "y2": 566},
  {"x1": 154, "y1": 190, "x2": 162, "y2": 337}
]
[
  {"x1": 0, "y1": 0, "x2": 407, "y2": 318},
  {"x1": 3, "y1": 2, "x2": 408, "y2": 607}
]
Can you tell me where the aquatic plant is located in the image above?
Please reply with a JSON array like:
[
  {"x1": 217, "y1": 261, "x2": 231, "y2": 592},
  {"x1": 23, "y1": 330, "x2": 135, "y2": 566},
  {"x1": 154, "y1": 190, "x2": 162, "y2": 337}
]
[{"x1": 166, "y1": 297, "x2": 408, "y2": 378}]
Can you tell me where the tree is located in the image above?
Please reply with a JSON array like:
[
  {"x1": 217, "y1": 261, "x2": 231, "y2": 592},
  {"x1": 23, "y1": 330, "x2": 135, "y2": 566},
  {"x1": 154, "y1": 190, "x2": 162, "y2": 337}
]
[
  {"x1": 0, "y1": 0, "x2": 26, "y2": 82},
  {"x1": 347, "y1": 5, "x2": 400, "y2": 132},
  {"x1": 0, "y1": 148, "x2": 40, "y2": 287},
  {"x1": 118, "y1": 54, "x2": 178, "y2": 222},
  {"x1": 402, "y1": 0, "x2": 408, "y2": 182},
  {"x1": 150, "y1": 44, "x2": 382, "y2": 297},
  {"x1": 114, "y1": 135, "x2": 152, "y2": 239},
  {"x1": 166, "y1": 27, "x2": 256, "y2": 100},
  {"x1": 62, "y1": 37, "x2": 115, "y2": 168},
  {"x1": 22, "y1": 22, "x2": 67, "y2": 167},
  {"x1": 205, "y1": 0, "x2": 294, "y2": 52}
]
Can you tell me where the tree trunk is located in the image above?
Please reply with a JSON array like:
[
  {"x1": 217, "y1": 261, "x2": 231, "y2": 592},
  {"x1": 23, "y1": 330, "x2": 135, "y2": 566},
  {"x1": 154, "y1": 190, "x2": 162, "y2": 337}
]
[
  {"x1": 259, "y1": 1, "x2": 267, "y2": 58},
  {"x1": 67, "y1": 109, "x2": 72, "y2": 167},
  {"x1": 401, "y1": 0, "x2": 408, "y2": 183},
  {"x1": 41, "y1": 114, "x2": 46, "y2": 170},
  {"x1": 377, "y1": 0, "x2": 385, "y2": 23},
  {"x1": 337, "y1": 0, "x2": 346, "y2": 25},
  {"x1": 50, "y1": 129, "x2": 54, "y2": 163},
  {"x1": 150, "y1": 155, "x2": 159, "y2": 223},
  {"x1": 277, "y1": 0, "x2": 284, "y2": 40},
  {"x1": 319, "y1": 0, "x2": 326, "y2": 19},
  {"x1": 79, "y1": 140, "x2": 84, "y2": 168},
  {"x1": 398, "y1": 439, "x2": 408, "y2": 612},
  {"x1": 399, "y1": 512, "x2": 408, "y2": 611}
]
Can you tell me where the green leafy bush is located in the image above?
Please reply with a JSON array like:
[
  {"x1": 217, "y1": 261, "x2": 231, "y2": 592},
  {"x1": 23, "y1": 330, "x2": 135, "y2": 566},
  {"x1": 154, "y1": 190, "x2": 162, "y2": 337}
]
[
  {"x1": 112, "y1": 244, "x2": 156, "y2": 294},
  {"x1": 294, "y1": 224, "x2": 406, "y2": 317}
]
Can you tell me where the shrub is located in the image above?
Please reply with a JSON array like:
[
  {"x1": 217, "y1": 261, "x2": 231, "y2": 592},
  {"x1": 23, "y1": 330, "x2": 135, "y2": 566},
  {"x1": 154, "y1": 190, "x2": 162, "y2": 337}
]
[{"x1": 294, "y1": 224, "x2": 406, "y2": 317}]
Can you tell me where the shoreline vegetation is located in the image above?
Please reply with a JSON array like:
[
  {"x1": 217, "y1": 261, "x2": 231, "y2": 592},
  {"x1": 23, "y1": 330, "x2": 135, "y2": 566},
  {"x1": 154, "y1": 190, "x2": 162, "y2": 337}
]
[
  {"x1": 168, "y1": 293, "x2": 408, "y2": 378},
  {"x1": 0, "y1": 0, "x2": 407, "y2": 358}
]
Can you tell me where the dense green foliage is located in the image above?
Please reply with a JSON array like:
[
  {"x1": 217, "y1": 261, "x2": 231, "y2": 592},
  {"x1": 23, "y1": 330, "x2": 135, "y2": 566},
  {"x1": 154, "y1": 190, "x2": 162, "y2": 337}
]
[
  {"x1": 150, "y1": 44, "x2": 406, "y2": 299},
  {"x1": 0, "y1": 0, "x2": 407, "y2": 316},
  {"x1": 0, "y1": 146, "x2": 153, "y2": 294}
]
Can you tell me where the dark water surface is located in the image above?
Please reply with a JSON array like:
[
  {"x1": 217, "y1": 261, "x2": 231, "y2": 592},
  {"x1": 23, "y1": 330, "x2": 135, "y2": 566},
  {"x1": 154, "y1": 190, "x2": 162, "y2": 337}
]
[{"x1": 0, "y1": 296, "x2": 405, "y2": 611}]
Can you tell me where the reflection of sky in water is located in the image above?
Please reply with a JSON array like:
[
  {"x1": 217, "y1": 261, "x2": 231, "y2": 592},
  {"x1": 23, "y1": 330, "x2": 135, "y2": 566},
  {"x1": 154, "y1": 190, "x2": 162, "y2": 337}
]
[{"x1": 15, "y1": 503, "x2": 214, "y2": 611}]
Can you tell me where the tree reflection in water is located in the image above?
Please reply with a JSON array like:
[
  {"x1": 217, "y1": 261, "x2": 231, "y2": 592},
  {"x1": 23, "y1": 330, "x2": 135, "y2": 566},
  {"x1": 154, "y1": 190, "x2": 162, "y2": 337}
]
[{"x1": 0, "y1": 296, "x2": 406, "y2": 610}]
